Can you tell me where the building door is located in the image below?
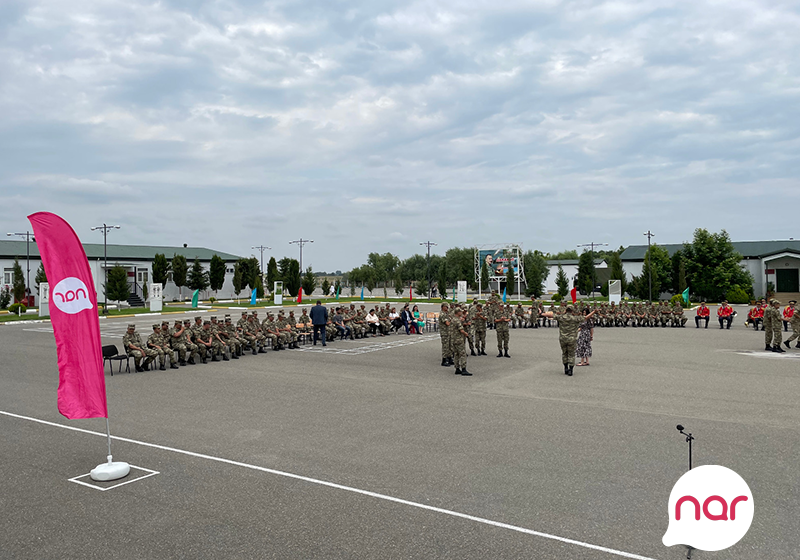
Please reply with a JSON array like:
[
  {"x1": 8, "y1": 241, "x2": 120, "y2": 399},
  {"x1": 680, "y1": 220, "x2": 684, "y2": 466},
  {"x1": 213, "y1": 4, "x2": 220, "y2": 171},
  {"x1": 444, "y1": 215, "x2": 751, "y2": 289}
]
[{"x1": 776, "y1": 269, "x2": 799, "y2": 292}]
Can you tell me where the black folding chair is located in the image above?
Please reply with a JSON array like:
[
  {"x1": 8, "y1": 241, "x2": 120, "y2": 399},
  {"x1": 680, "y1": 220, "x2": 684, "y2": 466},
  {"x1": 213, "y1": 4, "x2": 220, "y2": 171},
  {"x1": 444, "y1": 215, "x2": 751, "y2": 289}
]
[{"x1": 102, "y1": 345, "x2": 131, "y2": 375}]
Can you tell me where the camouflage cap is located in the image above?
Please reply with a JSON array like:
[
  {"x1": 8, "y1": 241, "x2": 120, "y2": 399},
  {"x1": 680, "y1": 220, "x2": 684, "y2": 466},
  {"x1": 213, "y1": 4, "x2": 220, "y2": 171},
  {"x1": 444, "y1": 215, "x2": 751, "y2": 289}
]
[
  {"x1": 203, "y1": 320, "x2": 211, "y2": 325},
  {"x1": 289, "y1": 310, "x2": 295, "y2": 315},
  {"x1": 772, "y1": 299, "x2": 781, "y2": 306},
  {"x1": 241, "y1": 311, "x2": 248, "y2": 316},
  {"x1": 127, "y1": 324, "x2": 135, "y2": 329},
  {"x1": 152, "y1": 324, "x2": 160, "y2": 329},
  {"x1": 225, "y1": 317, "x2": 232, "y2": 322},
  {"x1": 210, "y1": 316, "x2": 217, "y2": 320},
  {"x1": 183, "y1": 319, "x2": 191, "y2": 324},
  {"x1": 224, "y1": 314, "x2": 231, "y2": 318},
  {"x1": 174, "y1": 319, "x2": 182, "y2": 324},
  {"x1": 278, "y1": 310, "x2": 285, "y2": 315},
  {"x1": 161, "y1": 321, "x2": 169, "y2": 326},
  {"x1": 195, "y1": 316, "x2": 203, "y2": 321}
]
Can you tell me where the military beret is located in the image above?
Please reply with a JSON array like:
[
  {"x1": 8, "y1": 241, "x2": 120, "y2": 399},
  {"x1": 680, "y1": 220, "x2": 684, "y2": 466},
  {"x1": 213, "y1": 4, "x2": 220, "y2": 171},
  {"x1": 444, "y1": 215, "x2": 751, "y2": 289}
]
[
  {"x1": 127, "y1": 324, "x2": 135, "y2": 329},
  {"x1": 152, "y1": 324, "x2": 160, "y2": 329}
]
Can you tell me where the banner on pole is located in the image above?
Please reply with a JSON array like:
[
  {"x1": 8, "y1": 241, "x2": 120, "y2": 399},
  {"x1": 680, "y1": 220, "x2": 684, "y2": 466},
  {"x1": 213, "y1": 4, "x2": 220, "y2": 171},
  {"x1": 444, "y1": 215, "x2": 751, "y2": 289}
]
[
  {"x1": 27, "y1": 212, "x2": 107, "y2": 419},
  {"x1": 193, "y1": 289, "x2": 200, "y2": 307}
]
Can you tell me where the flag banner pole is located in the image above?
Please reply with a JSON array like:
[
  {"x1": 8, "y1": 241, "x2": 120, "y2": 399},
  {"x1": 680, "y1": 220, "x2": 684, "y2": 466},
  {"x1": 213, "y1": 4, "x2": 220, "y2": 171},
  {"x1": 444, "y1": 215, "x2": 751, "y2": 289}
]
[{"x1": 27, "y1": 212, "x2": 129, "y2": 481}]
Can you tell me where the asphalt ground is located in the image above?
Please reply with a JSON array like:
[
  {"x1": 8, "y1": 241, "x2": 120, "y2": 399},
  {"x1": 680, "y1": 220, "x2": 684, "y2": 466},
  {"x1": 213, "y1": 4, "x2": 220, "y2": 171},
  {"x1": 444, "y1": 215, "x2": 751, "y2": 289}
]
[{"x1": 1, "y1": 307, "x2": 798, "y2": 559}]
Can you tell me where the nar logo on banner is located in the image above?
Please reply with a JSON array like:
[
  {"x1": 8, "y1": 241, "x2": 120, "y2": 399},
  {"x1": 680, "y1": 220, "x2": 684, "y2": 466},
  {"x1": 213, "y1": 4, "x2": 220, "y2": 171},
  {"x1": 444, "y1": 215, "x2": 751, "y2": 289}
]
[
  {"x1": 52, "y1": 277, "x2": 93, "y2": 314},
  {"x1": 663, "y1": 465, "x2": 754, "y2": 552}
]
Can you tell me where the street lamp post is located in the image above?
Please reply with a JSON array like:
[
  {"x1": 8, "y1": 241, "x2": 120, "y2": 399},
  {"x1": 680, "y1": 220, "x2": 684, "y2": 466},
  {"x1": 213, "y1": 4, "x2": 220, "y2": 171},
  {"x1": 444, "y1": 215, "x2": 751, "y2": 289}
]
[
  {"x1": 644, "y1": 231, "x2": 655, "y2": 302},
  {"x1": 91, "y1": 224, "x2": 120, "y2": 314},
  {"x1": 289, "y1": 238, "x2": 313, "y2": 272},
  {"x1": 577, "y1": 242, "x2": 608, "y2": 299},
  {"x1": 6, "y1": 231, "x2": 35, "y2": 303},
  {"x1": 420, "y1": 241, "x2": 437, "y2": 299}
]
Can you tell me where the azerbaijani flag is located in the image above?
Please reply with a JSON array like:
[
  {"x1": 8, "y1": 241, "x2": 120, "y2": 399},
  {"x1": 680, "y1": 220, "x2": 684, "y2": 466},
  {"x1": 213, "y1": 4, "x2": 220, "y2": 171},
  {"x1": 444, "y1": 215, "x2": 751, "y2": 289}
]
[{"x1": 27, "y1": 212, "x2": 107, "y2": 419}]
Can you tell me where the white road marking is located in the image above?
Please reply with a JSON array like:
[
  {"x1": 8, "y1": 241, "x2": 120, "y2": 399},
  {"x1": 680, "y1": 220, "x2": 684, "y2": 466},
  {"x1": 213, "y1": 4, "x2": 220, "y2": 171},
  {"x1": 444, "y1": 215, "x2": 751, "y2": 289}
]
[
  {"x1": 296, "y1": 334, "x2": 438, "y2": 354},
  {"x1": 1, "y1": 410, "x2": 656, "y2": 560},
  {"x1": 68, "y1": 465, "x2": 160, "y2": 492},
  {"x1": 734, "y1": 350, "x2": 800, "y2": 359}
]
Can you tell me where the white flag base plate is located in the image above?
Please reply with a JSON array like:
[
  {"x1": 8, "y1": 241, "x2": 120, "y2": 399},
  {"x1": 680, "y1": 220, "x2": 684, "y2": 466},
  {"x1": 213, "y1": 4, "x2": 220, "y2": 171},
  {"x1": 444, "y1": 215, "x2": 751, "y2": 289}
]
[{"x1": 90, "y1": 456, "x2": 130, "y2": 481}]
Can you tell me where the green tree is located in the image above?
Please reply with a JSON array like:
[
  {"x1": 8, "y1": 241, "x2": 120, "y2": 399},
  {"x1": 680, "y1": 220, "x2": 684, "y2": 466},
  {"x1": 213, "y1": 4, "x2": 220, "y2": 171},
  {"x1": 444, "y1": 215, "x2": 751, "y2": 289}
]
[
  {"x1": 277, "y1": 257, "x2": 293, "y2": 283},
  {"x1": 523, "y1": 250, "x2": 548, "y2": 298},
  {"x1": 637, "y1": 245, "x2": 672, "y2": 300},
  {"x1": 285, "y1": 259, "x2": 301, "y2": 297},
  {"x1": 246, "y1": 258, "x2": 260, "y2": 291},
  {"x1": 682, "y1": 229, "x2": 753, "y2": 301},
  {"x1": 480, "y1": 260, "x2": 490, "y2": 293},
  {"x1": 445, "y1": 247, "x2": 476, "y2": 289},
  {"x1": 152, "y1": 253, "x2": 169, "y2": 288},
  {"x1": 555, "y1": 265, "x2": 569, "y2": 298},
  {"x1": 414, "y1": 280, "x2": 429, "y2": 297},
  {"x1": 334, "y1": 279, "x2": 342, "y2": 297},
  {"x1": 549, "y1": 249, "x2": 579, "y2": 260},
  {"x1": 254, "y1": 275, "x2": 265, "y2": 298},
  {"x1": 266, "y1": 257, "x2": 278, "y2": 292},
  {"x1": 437, "y1": 261, "x2": 448, "y2": 299},
  {"x1": 209, "y1": 254, "x2": 226, "y2": 294},
  {"x1": 0, "y1": 286, "x2": 10, "y2": 309},
  {"x1": 12, "y1": 258, "x2": 25, "y2": 302},
  {"x1": 188, "y1": 259, "x2": 209, "y2": 293},
  {"x1": 576, "y1": 251, "x2": 596, "y2": 295},
  {"x1": 232, "y1": 262, "x2": 243, "y2": 300},
  {"x1": 394, "y1": 275, "x2": 404, "y2": 296},
  {"x1": 106, "y1": 264, "x2": 130, "y2": 302},
  {"x1": 321, "y1": 278, "x2": 331, "y2": 296},
  {"x1": 35, "y1": 262, "x2": 47, "y2": 295},
  {"x1": 367, "y1": 252, "x2": 400, "y2": 298},
  {"x1": 301, "y1": 266, "x2": 317, "y2": 296},
  {"x1": 171, "y1": 254, "x2": 188, "y2": 299}
]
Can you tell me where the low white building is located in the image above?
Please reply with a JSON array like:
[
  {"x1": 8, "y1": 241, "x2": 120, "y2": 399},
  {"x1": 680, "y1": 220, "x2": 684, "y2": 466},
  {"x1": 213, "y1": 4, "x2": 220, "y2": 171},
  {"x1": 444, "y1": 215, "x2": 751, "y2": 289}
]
[
  {"x1": 543, "y1": 259, "x2": 608, "y2": 294},
  {"x1": 0, "y1": 240, "x2": 242, "y2": 306},
  {"x1": 620, "y1": 240, "x2": 800, "y2": 302}
]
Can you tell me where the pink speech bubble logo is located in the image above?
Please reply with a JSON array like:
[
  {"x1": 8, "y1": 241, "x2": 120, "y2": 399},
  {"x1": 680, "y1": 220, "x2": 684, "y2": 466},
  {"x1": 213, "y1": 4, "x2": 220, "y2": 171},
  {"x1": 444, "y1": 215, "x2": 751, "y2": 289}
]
[
  {"x1": 51, "y1": 277, "x2": 93, "y2": 315},
  {"x1": 663, "y1": 465, "x2": 754, "y2": 552}
]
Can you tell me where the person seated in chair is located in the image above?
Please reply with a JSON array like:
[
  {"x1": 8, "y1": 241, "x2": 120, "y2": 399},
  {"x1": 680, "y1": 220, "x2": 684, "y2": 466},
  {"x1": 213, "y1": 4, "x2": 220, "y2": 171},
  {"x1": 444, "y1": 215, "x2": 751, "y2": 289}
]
[{"x1": 366, "y1": 309, "x2": 384, "y2": 336}]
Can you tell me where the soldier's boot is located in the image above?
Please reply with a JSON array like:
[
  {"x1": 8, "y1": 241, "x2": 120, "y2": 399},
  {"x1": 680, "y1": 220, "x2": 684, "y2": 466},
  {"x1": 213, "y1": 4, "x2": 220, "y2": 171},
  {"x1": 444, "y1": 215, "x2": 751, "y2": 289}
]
[
  {"x1": 504, "y1": 350, "x2": 510, "y2": 358},
  {"x1": 497, "y1": 349, "x2": 503, "y2": 358},
  {"x1": 455, "y1": 367, "x2": 461, "y2": 375},
  {"x1": 259, "y1": 345, "x2": 267, "y2": 353},
  {"x1": 796, "y1": 342, "x2": 800, "y2": 348},
  {"x1": 480, "y1": 349, "x2": 487, "y2": 356},
  {"x1": 470, "y1": 349, "x2": 476, "y2": 356},
  {"x1": 170, "y1": 363, "x2": 179, "y2": 369},
  {"x1": 179, "y1": 360, "x2": 187, "y2": 366},
  {"x1": 441, "y1": 358, "x2": 449, "y2": 367},
  {"x1": 187, "y1": 357, "x2": 196, "y2": 365},
  {"x1": 460, "y1": 369, "x2": 472, "y2": 376},
  {"x1": 223, "y1": 351, "x2": 230, "y2": 361},
  {"x1": 568, "y1": 365, "x2": 574, "y2": 376},
  {"x1": 564, "y1": 364, "x2": 570, "y2": 375},
  {"x1": 252, "y1": 346, "x2": 258, "y2": 355},
  {"x1": 773, "y1": 345, "x2": 785, "y2": 353},
  {"x1": 765, "y1": 344, "x2": 772, "y2": 351},
  {"x1": 784, "y1": 341, "x2": 791, "y2": 349}
]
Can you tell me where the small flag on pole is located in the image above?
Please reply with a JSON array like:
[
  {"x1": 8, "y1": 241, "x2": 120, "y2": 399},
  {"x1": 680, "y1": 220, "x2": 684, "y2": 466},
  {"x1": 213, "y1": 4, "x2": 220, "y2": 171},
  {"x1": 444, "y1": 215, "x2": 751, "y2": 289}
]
[
  {"x1": 249, "y1": 289, "x2": 256, "y2": 306},
  {"x1": 298, "y1": 287, "x2": 303, "y2": 303},
  {"x1": 409, "y1": 284, "x2": 413, "y2": 301},
  {"x1": 452, "y1": 287, "x2": 455, "y2": 302},
  {"x1": 193, "y1": 289, "x2": 200, "y2": 308},
  {"x1": 360, "y1": 285, "x2": 364, "y2": 300},
  {"x1": 336, "y1": 284, "x2": 340, "y2": 300},
  {"x1": 682, "y1": 287, "x2": 690, "y2": 305},
  {"x1": 502, "y1": 287, "x2": 507, "y2": 303},
  {"x1": 570, "y1": 287, "x2": 577, "y2": 304}
]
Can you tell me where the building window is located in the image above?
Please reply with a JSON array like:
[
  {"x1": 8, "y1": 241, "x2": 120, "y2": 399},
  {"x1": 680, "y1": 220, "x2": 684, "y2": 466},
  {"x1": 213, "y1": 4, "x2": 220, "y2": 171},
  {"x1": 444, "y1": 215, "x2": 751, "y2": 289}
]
[
  {"x1": 137, "y1": 270, "x2": 149, "y2": 284},
  {"x1": 3, "y1": 269, "x2": 12, "y2": 285},
  {"x1": 227, "y1": 267, "x2": 234, "y2": 274}
]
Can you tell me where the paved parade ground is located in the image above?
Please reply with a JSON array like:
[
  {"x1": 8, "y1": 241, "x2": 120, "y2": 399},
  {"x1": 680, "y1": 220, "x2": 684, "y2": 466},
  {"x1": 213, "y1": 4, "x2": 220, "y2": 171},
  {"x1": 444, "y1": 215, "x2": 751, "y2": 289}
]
[{"x1": 1, "y1": 308, "x2": 798, "y2": 559}]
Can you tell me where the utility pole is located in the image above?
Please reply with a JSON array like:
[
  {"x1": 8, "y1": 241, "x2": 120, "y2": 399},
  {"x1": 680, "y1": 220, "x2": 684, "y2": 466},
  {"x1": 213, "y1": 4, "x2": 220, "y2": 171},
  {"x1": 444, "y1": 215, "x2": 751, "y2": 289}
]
[
  {"x1": 577, "y1": 242, "x2": 608, "y2": 299},
  {"x1": 91, "y1": 224, "x2": 121, "y2": 314},
  {"x1": 251, "y1": 245, "x2": 271, "y2": 288},
  {"x1": 420, "y1": 241, "x2": 437, "y2": 299},
  {"x1": 644, "y1": 231, "x2": 655, "y2": 302},
  {"x1": 289, "y1": 238, "x2": 314, "y2": 273},
  {"x1": 6, "y1": 231, "x2": 35, "y2": 303}
]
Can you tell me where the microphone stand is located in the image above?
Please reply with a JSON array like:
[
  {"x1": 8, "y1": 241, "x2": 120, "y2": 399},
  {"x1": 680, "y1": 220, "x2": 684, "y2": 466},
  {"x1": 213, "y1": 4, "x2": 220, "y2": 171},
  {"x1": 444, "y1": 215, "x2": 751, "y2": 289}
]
[{"x1": 677, "y1": 425, "x2": 695, "y2": 559}]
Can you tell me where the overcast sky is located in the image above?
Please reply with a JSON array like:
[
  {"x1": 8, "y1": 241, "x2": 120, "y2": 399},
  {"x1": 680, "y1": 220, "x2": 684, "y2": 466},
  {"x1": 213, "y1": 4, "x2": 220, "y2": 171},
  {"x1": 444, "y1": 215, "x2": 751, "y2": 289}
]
[{"x1": 1, "y1": 0, "x2": 799, "y2": 271}]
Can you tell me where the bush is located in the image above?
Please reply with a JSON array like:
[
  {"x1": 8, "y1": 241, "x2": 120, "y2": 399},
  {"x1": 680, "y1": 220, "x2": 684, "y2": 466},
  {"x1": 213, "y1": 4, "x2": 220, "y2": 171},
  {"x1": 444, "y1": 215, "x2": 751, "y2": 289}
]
[
  {"x1": 9, "y1": 303, "x2": 27, "y2": 314},
  {"x1": 726, "y1": 285, "x2": 750, "y2": 305},
  {"x1": 669, "y1": 294, "x2": 685, "y2": 306},
  {"x1": 209, "y1": 296, "x2": 217, "y2": 303},
  {"x1": 551, "y1": 293, "x2": 562, "y2": 302}
]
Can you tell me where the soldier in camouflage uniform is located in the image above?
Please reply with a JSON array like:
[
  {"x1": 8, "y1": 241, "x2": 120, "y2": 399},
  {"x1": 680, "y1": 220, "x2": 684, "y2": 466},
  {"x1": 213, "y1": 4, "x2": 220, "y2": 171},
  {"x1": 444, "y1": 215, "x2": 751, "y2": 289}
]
[
  {"x1": 473, "y1": 303, "x2": 488, "y2": 355},
  {"x1": 182, "y1": 319, "x2": 200, "y2": 363},
  {"x1": 250, "y1": 312, "x2": 268, "y2": 352},
  {"x1": 169, "y1": 319, "x2": 192, "y2": 365},
  {"x1": 671, "y1": 302, "x2": 687, "y2": 327},
  {"x1": 158, "y1": 321, "x2": 180, "y2": 368},
  {"x1": 259, "y1": 313, "x2": 279, "y2": 350},
  {"x1": 464, "y1": 303, "x2": 476, "y2": 356},
  {"x1": 188, "y1": 318, "x2": 208, "y2": 362},
  {"x1": 277, "y1": 311, "x2": 298, "y2": 348},
  {"x1": 122, "y1": 324, "x2": 156, "y2": 372},
  {"x1": 439, "y1": 303, "x2": 452, "y2": 366},
  {"x1": 287, "y1": 311, "x2": 301, "y2": 348},
  {"x1": 147, "y1": 324, "x2": 173, "y2": 370},
  {"x1": 513, "y1": 304, "x2": 525, "y2": 328},
  {"x1": 195, "y1": 320, "x2": 217, "y2": 361},
  {"x1": 451, "y1": 308, "x2": 471, "y2": 376},
  {"x1": 209, "y1": 316, "x2": 231, "y2": 360},
  {"x1": 353, "y1": 305, "x2": 368, "y2": 338},
  {"x1": 223, "y1": 315, "x2": 242, "y2": 357},
  {"x1": 297, "y1": 309, "x2": 313, "y2": 342},
  {"x1": 494, "y1": 304, "x2": 512, "y2": 358},
  {"x1": 764, "y1": 300, "x2": 785, "y2": 352},
  {"x1": 544, "y1": 306, "x2": 597, "y2": 376},
  {"x1": 237, "y1": 312, "x2": 257, "y2": 354}
]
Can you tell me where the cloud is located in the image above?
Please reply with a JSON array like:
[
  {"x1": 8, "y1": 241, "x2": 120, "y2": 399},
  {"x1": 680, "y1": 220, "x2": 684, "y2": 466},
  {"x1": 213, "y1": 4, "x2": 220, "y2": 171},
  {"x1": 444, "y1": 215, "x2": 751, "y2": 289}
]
[{"x1": 1, "y1": 0, "x2": 799, "y2": 270}]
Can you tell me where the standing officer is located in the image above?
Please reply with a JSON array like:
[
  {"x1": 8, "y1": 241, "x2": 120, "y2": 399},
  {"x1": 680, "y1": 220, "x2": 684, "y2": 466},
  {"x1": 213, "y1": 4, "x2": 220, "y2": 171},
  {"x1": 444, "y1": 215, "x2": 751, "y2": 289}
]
[
  {"x1": 451, "y1": 308, "x2": 471, "y2": 376},
  {"x1": 310, "y1": 300, "x2": 328, "y2": 346},
  {"x1": 473, "y1": 303, "x2": 488, "y2": 355},
  {"x1": 494, "y1": 303, "x2": 512, "y2": 358},
  {"x1": 543, "y1": 306, "x2": 597, "y2": 376},
  {"x1": 439, "y1": 303, "x2": 452, "y2": 366},
  {"x1": 765, "y1": 299, "x2": 785, "y2": 352}
]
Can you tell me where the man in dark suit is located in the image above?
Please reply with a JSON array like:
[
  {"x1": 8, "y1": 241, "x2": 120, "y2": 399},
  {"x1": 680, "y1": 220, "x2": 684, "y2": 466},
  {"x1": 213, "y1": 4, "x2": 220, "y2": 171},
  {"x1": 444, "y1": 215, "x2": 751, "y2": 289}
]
[{"x1": 309, "y1": 300, "x2": 328, "y2": 346}]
